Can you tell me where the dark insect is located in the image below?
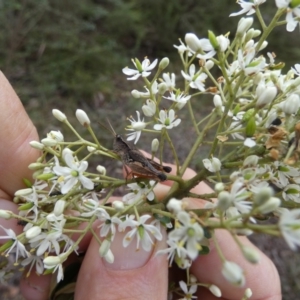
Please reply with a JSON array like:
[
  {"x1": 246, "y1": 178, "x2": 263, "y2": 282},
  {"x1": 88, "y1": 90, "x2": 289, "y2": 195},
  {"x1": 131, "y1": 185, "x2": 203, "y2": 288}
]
[{"x1": 104, "y1": 120, "x2": 171, "y2": 181}]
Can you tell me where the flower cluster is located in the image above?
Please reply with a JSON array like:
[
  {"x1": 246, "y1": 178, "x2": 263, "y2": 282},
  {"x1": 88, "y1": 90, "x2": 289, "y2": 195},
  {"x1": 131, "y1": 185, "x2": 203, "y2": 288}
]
[{"x1": 1, "y1": 1, "x2": 300, "y2": 299}]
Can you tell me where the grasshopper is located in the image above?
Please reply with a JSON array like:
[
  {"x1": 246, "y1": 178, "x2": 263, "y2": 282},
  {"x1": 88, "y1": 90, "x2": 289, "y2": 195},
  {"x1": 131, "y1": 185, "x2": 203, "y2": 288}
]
[{"x1": 104, "y1": 120, "x2": 171, "y2": 181}]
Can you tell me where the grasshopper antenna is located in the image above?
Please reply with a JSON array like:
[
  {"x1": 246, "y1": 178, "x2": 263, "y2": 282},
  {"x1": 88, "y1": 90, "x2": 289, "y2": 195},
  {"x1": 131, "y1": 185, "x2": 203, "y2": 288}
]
[{"x1": 98, "y1": 119, "x2": 116, "y2": 137}]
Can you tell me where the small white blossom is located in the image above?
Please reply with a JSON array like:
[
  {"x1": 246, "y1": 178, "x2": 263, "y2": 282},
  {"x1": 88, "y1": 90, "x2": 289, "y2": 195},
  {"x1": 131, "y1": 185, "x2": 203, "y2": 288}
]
[
  {"x1": 279, "y1": 208, "x2": 300, "y2": 250},
  {"x1": 123, "y1": 181, "x2": 156, "y2": 204},
  {"x1": 230, "y1": 0, "x2": 266, "y2": 17},
  {"x1": 162, "y1": 72, "x2": 176, "y2": 90},
  {"x1": 275, "y1": 0, "x2": 300, "y2": 31},
  {"x1": 118, "y1": 214, "x2": 162, "y2": 251},
  {"x1": 181, "y1": 64, "x2": 208, "y2": 91},
  {"x1": 126, "y1": 111, "x2": 146, "y2": 144},
  {"x1": 203, "y1": 157, "x2": 221, "y2": 172},
  {"x1": 168, "y1": 211, "x2": 204, "y2": 260},
  {"x1": 179, "y1": 280, "x2": 197, "y2": 300},
  {"x1": 142, "y1": 99, "x2": 156, "y2": 117},
  {"x1": 163, "y1": 92, "x2": 191, "y2": 109},
  {"x1": 53, "y1": 149, "x2": 94, "y2": 194},
  {"x1": 0, "y1": 225, "x2": 30, "y2": 262},
  {"x1": 292, "y1": 64, "x2": 300, "y2": 76},
  {"x1": 154, "y1": 109, "x2": 181, "y2": 130},
  {"x1": 122, "y1": 58, "x2": 158, "y2": 80}
]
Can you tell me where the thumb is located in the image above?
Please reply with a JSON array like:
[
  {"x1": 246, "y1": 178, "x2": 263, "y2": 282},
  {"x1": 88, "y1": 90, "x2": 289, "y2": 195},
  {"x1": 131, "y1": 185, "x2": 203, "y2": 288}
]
[{"x1": 75, "y1": 230, "x2": 168, "y2": 300}]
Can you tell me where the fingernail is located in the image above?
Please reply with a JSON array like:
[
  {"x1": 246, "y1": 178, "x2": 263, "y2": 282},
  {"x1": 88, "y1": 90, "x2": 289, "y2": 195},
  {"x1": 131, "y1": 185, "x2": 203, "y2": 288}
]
[{"x1": 103, "y1": 231, "x2": 153, "y2": 270}]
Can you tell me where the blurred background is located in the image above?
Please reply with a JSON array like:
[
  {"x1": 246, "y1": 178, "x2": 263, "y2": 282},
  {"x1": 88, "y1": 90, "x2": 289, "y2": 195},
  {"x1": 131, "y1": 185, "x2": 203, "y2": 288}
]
[{"x1": 0, "y1": 0, "x2": 300, "y2": 298}]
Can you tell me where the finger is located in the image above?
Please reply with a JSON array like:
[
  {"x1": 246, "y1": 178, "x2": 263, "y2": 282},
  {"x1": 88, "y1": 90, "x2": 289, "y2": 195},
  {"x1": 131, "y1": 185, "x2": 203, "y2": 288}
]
[
  {"x1": 75, "y1": 229, "x2": 168, "y2": 300},
  {"x1": 191, "y1": 231, "x2": 281, "y2": 299},
  {"x1": 0, "y1": 71, "x2": 39, "y2": 197},
  {"x1": 19, "y1": 272, "x2": 52, "y2": 300}
]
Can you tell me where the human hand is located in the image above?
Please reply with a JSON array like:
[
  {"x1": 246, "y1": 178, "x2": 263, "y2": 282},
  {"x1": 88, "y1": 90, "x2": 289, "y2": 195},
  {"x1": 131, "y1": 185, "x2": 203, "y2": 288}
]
[{"x1": 0, "y1": 72, "x2": 281, "y2": 299}]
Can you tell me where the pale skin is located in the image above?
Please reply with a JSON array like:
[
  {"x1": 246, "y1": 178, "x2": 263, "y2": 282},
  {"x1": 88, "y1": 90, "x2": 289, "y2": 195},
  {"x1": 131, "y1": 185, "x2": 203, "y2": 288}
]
[{"x1": 0, "y1": 72, "x2": 282, "y2": 300}]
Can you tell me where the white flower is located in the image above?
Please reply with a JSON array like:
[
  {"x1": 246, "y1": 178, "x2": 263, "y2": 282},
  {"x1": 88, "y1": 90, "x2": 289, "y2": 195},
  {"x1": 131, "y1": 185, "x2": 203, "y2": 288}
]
[
  {"x1": 230, "y1": 0, "x2": 266, "y2": 17},
  {"x1": 142, "y1": 99, "x2": 156, "y2": 117},
  {"x1": 168, "y1": 211, "x2": 204, "y2": 260},
  {"x1": 222, "y1": 261, "x2": 245, "y2": 286},
  {"x1": 162, "y1": 73, "x2": 176, "y2": 90},
  {"x1": 276, "y1": 0, "x2": 300, "y2": 32},
  {"x1": 283, "y1": 184, "x2": 300, "y2": 203},
  {"x1": 0, "y1": 225, "x2": 30, "y2": 261},
  {"x1": 279, "y1": 208, "x2": 300, "y2": 250},
  {"x1": 164, "y1": 91, "x2": 191, "y2": 104},
  {"x1": 156, "y1": 238, "x2": 190, "y2": 266},
  {"x1": 47, "y1": 131, "x2": 64, "y2": 143},
  {"x1": 43, "y1": 254, "x2": 67, "y2": 282},
  {"x1": 181, "y1": 64, "x2": 208, "y2": 91},
  {"x1": 292, "y1": 64, "x2": 300, "y2": 76},
  {"x1": 118, "y1": 214, "x2": 162, "y2": 251},
  {"x1": 123, "y1": 181, "x2": 156, "y2": 204},
  {"x1": 53, "y1": 150, "x2": 94, "y2": 194},
  {"x1": 203, "y1": 157, "x2": 222, "y2": 172},
  {"x1": 98, "y1": 215, "x2": 121, "y2": 239},
  {"x1": 21, "y1": 254, "x2": 44, "y2": 276},
  {"x1": 122, "y1": 58, "x2": 158, "y2": 80},
  {"x1": 238, "y1": 49, "x2": 266, "y2": 75},
  {"x1": 153, "y1": 109, "x2": 181, "y2": 130},
  {"x1": 126, "y1": 111, "x2": 146, "y2": 144},
  {"x1": 179, "y1": 280, "x2": 197, "y2": 300},
  {"x1": 227, "y1": 178, "x2": 253, "y2": 216}
]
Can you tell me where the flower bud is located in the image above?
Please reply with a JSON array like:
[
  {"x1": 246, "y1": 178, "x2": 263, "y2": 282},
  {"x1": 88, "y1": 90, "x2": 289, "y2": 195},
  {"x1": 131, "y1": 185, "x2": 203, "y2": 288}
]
[
  {"x1": 208, "y1": 30, "x2": 219, "y2": 50},
  {"x1": 256, "y1": 86, "x2": 277, "y2": 108},
  {"x1": 217, "y1": 191, "x2": 232, "y2": 211},
  {"x1": 257, "y1": 197, "x2": 281, "y2": 214},
  {"x1": 131, "y1": 89, "x2": 141, "y2": 98},
  {"x1": 159, "y1": 57, "x2": 169, "y2": 70},
  {"x1": 213, "y1": 95, "x2": 222, "y2": 108},
  {"x1": 158, "y1": 82, "x2": 168, "y2": 95},
  {"x1": 87, "y1": 146, "x2": 97, "y2": 152},
  {"x1": 43, "y1": 255, "x2": 62, "y2": 268},
  {"x1": 245, "y1": 288, "x2": 253, "y2": 298},
  {"x1": 18, "y1": 202, "x2": 34, "y2": 211},
  {"x1": 15, "y1": 188, "x2": 33, "y2": 197},
  {"x1": 52, "y1": 109, "x2": 67, "y2": 122},
  {"x1": 237, "y1": 17, "x2": 253, "y2": 35},
  {"x1": 0, "y1": 210, "x2": 12, "y2": 219},
  {"x1": 41, "y1": 138, "x2": 58, "y2": 147},
  {"x1": 215, "y1": 182, "x2": 225, "y2": 192},
  {"x1": 209, "y1": 285, "x2": 222, "y2": 298},
  {"x1": 245, "y1": 116, "x2": 256, "y2": 137},
  {"x1": 54, "y1": 199, "x2": 66, "y2": 216},
  {"x1": 99, "y1": 239, "x2": 111, "y2": 257},
  {"x1": 28, "y1": 163, "x2": 45, "y2": 170},
  {"x1": 185, "y1": 33, "x2": 201, "y2": 52},
  {"x1": 151, "y1": 138, "x2": 159, "y2": 153},
  {"x1": 76, "y1": 109, "x2": 90, "y2": 127},
  {"x1": 103, "y1": 249, "x2": 114, "y2": 264},
  {"x1": 222, "y1": 261, "x2": 245, "y2": 287},
  {"x1": 25, "y1": 226, "x2": 41, "y2": 239},
  {"x1": 36, "y1": 173, "x2": 56, "y2": 181},
  {"x1": 96, "y1": 165, "x2": 106, "y2": 175},
  {"x1": 167, "y1": 198, "x2": 184, "y2": 214},
  {"x1": 216, "y1": 35, "x2": 229, "y2": 52},
  {"x1": 112, "y1": 200, "x2": 124, "y2": 211},
  {"x1": 205, "y1": 60, "x2": 214, "y2": 70},
  {"x1": 29, "y1": 141, "x2": 44, "y2": 150},
  {"x1": 242, "y1": 246, "x2": 260, "y2": 264}
]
